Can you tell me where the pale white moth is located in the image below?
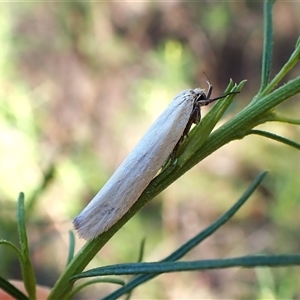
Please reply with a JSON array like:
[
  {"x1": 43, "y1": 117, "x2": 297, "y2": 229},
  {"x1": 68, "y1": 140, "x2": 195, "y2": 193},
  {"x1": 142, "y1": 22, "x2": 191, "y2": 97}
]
[{"x1": 73, "y1": 82, "x2": 235, "y2": 240}]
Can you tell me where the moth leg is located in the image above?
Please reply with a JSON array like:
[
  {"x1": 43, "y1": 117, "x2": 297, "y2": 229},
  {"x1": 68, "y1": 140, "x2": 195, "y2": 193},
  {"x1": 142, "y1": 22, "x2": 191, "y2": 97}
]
[
  {"x1": 169, "y1": 103, "x2": 201, "y2": 162},
  {"x1": 205, "y1": 80, "x2": 213, "y2": 99},
  {"x1": 170, "y1": 134, "x2": 184, "y2": 163}
]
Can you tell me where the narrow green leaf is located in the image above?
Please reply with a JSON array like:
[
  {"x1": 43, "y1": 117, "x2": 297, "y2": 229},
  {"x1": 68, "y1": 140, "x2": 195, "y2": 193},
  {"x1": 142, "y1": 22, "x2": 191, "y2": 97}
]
[
  {"x1": 17, "y1": 193, "x2": 36, "y2": 300},
  {"x1": 66, "y1": 278, "x2": 125, "y2": 300},
  {"x1": 247, "y1": 130, "x2": 300, "y2": 151},
  {"x1": 296, "y1": 35, "x2": 300, "y2": 49},
  {"x1": 249, "y1": 111, "x2": 300, "y2": 125},
  {"x1": 0, "y1": 240, "x2": 23, "y2": 261},
  {"x1": 137, "y1": 238, "x2": 146, "y2": 263},
  {"x1": 72, "y1": 254, "x2": 300, "y2": 278},
  {"x1": 0, "y1": 276, "x2": 28, "y2": 300},
  {"x1": 66, "y1": 231, "x2": 76, "y2": 266},
  {"x1": 259, "y1": 0, "x2": 275, "y2": 93},
  {"x1": 271, "y1": 114, "x2": 300, "y2": 125},
  {"x1": 259, "y1": 37, "x2": 300, "y2": 97}
]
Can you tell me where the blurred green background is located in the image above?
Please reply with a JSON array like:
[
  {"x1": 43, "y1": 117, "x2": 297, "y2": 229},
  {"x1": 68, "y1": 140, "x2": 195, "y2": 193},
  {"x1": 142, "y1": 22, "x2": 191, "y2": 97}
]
[{"x1": 0, "y1": 1, "x2": 300, "y2": 299}]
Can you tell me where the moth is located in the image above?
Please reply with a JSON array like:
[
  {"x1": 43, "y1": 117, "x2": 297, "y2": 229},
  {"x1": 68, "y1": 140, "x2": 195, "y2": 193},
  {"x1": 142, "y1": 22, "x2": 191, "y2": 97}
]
[{"x1": 73, "y1": 81, "x2": 236, "y2": 239}]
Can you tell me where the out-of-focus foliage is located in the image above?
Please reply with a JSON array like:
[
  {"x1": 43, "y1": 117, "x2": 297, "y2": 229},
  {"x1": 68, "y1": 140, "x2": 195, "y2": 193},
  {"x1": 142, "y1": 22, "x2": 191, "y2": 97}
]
[{"x1": 0, "y1": 2, "x2": 299, "y2": 299}]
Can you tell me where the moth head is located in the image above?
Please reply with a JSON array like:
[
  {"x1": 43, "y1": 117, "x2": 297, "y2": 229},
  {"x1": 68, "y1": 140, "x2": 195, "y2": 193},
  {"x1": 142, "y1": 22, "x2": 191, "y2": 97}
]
[
  {"x1": 193, "y1": 78, "x2": 213, "y2": 102},
  {"x1": 193, "y1": 88, "x2": 207, "y2": 99}
]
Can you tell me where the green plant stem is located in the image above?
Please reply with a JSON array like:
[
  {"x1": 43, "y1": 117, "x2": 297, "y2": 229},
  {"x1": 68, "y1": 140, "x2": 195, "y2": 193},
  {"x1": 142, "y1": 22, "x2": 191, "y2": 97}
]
[
  {"x1": 259, "y1": 0, "x2": 275, "y2": 93},
  {"x1": 49, "y1": 75, "x2": 300, "y2": 300},
  {"x1": 247, "y1": 130, "x2": 300, "y2": 150},
  {"x1": 259, "y1": 36, "x2": 300, "y2": 97}
]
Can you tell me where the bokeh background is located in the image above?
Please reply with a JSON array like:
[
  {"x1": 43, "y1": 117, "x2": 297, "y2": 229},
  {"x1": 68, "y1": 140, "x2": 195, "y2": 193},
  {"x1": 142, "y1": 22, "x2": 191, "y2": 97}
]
[{"x1": 0, "y1": 1, "x2": 300, "y2": 299}]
